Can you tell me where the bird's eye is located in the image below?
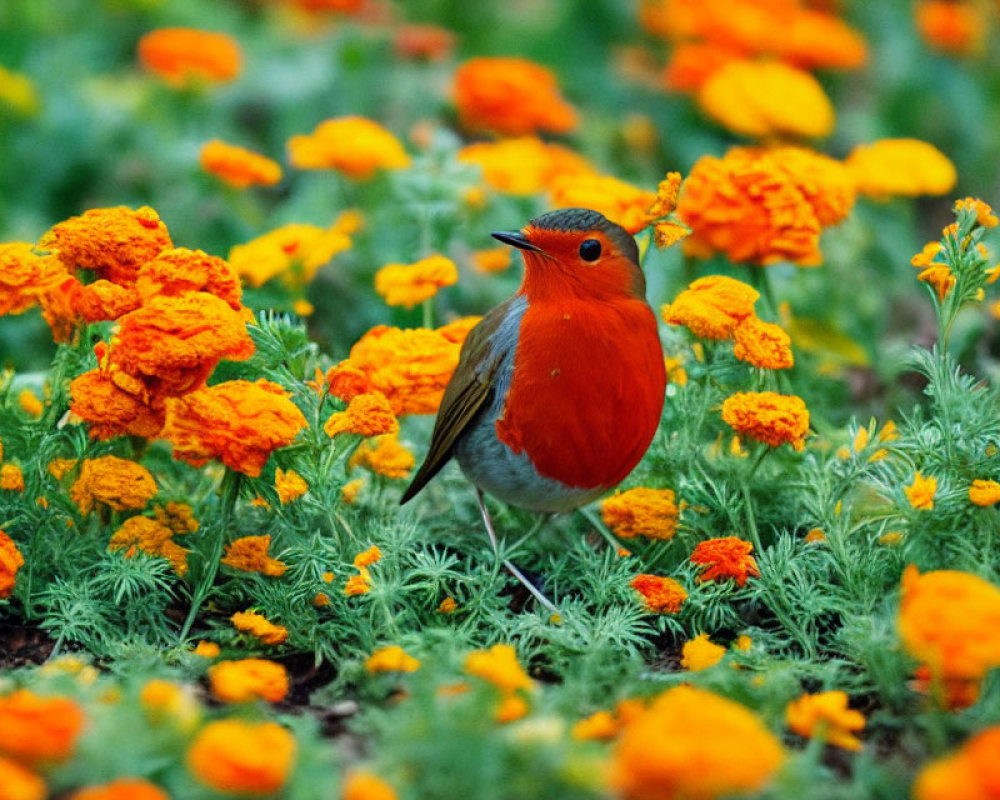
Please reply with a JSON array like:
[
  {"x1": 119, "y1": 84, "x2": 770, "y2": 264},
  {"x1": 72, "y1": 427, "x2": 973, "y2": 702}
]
[{"x1": 579, "y1": 238, "x2": 601, "y2": 262}]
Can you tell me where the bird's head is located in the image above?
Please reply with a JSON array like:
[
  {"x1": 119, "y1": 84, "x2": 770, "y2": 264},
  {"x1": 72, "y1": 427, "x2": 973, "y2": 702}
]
[{"x1": 492, "y1": 208, "x2": 646, "y2": 302}]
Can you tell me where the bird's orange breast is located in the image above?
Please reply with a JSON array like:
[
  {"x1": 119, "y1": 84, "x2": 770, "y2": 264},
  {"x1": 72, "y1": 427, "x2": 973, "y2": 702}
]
[{"x1": 494, "y1": 296, "x2": 666, "y2": 490}]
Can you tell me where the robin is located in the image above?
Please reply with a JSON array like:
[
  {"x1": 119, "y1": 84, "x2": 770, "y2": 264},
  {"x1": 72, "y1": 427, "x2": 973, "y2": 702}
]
[{"x1": 401, "y1": 208, "x2": 667, "y2": 609}]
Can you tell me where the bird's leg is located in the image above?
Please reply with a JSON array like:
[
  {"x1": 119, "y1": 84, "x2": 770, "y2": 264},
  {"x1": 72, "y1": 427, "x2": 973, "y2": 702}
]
[
  {"x1": 579, "y1": 506, "x2": 626, "y2": 553},
  {"x1": 476, "y1": 489, "x2": 558, "y2": 615}
]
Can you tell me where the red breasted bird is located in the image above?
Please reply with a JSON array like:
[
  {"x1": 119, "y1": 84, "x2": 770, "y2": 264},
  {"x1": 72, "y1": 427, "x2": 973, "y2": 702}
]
[{"x1": 401, "y1": 208, "x2": 666, "y2": 608}]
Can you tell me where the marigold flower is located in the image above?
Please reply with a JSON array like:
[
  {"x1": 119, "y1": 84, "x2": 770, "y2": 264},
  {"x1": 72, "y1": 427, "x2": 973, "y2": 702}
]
[
  {"x1": 17, "y1": 389, "x2": 42, "y2": 418},
  {"x1": 630, "y1": 574, "x2": 687, "y2": 614},
  {"x1": 611, "y1": 685, "x2": 784, "y2": 800},
  {"x1": 919, "y1": 264, "x2": 956, "y2": 301},
  {"x1": 955, "y1": 197, "x2": 999, "y2": 228},
  {"x1": 786, "y1": 690, "x2": 865, "y2": 751},
  {"x1": 495, "y1": 693, "x2": 530, "y2": 723},
  {"x1": 969, "y1": 479, "x2": 1000, "y2": 507},
  {"x1": 437, "y1": 597, "x2": 457, "y2": 614},
  {"x1": 662, "y1": 275, "x2": 760, "y2": 339},
  {"x1": 0, "y1": 757, "x2": 45, "y2": 800},
  {"x1": 915, "y1": 0, "x2": 982, "y2": 55},
  {"x1": 229, "y1": 220, "x2": 353, "y2": 288},
  {"x1": 208, "y1": 658, "x2": 289, "y2": 704},
  {"x1": 571, "y1": 711, "x2": 619, "y2": 741},
  {"x1": 68, "y1": 778, "x2": 168, "y2": 800},
  {"x1": 653, "y1": 221, "x2": 690, "y2": 249},
  {"x1": 231, "y1": 610, "x2": 289, "y2": 646},
  {"x1": 905, "y1": 471, "x2": 937, "y2": 510},
  {"x1": 913, "y1": 726, "x2": 1000, "y2": 800},
  {"x1": 464, "y1": 644, "x2": 532, "y2": 693},
  {"x1": 340, "y1": 478, "x2": 364, "y2": 504},
  {"x1": 365, "y1": 645, "x2": 420, "y2": 674},
  {"x1": 109, "y1": 515, "x2": 189, "y2": 576},
  {"x1": 457, "y1": 138, "x2": 593, "y2": 196},
  {"x1": 0, "y1": 243, "x2": 65, "y2": 317},
  {"x1": 0, "y1": 530, "x2": 24, "y2": 600},
  {"x1": 733, "y1": 316, "x2": 794, "y2": 369},
  {"x1": 275, "y1": 468, "x2": 308, "y2": 504},
  {"x1": 69, "y1": 370, "x2": 165, "y2": 440},
  {"x1": 681, "y1": 633, "x2": 726, "y2": 671},
  {"x1": 221, "y1": 535, "x2": 287, "y2": 577},
  {"x1": 47, "y1": 458, "x2": 77, "y2": 480},
  {"x1": 393, "y1": 23, "x2": 455, "y2": 61},
  {"x1": 343, "y1": 771, "x2": 398, "y2": 800},
  {"x1": 899, "y1": 565, "x2": 1000, "y2": 682},
  {"x1": 721, "y1": 391, "x2": 809, "y2": 451},
  {"x1": 690, "y1": 537, "x2": 760, "y2": 587},
  {"x1": 0, "y1": 464, "x2": 24, "y2": 493},
  {"x1": 910, "y1": 664, "x2": 981, "y2": 711},
  {"x1": 0, "y1": 690, "x2": 85, "y2": 764},
  {"x1": 200, "y1": 139, "x2": 281, "y2": 188},
  {"x1": 135, "y1": 247, "x2": 243, "y2": 310},
  {"x1": 138, "y1": 28, "x2": 242, "y2": 87},
  {"x1": 548, "y1": 173, "x2": 657, "y2": 234},
  {"x1": 193, "y1": 641, "x2": 220, "y2": 658},
  {"x1": 325, "y1": 392, "x2": 399, "y2": 439},
  {"x1": 846, "y1": 139, "x2": 957, "y2": 199},
  {"x1": 70, "y1": 456, "x2": 157, "y2": 514},
  {"x1": 600, "y1": 487, "x2": 679, "y2": 540},
  {"x1": 805, "y1": 528, "x2": 826, "y2": 543},
  {"x1": 288, "y1": 116, "x2": 410, "y2": 179},
  {"x1": 662, "y1": 41, "x2": 744, "y2": 92},
  {"x1": 374, "y1": 255, "x2": 458, "y2": 309},
  {"x1": 453, "y1": 57, "x2": 578, "y2": 136},
  {"x1": 345, "y1": 571, "x2": 373, "y2": 596},
  {"x1": 349, "y1": 433, "x2": 415, "y2": 479},
  {"x1": 187, "y1": 720, "x2": 295, "y2": 795},
  {"x1": 162, "y1": 380, "x2": 307, "y2": 477},
  {"x1": 325, "y1": 363, "x2": 374, "y2": 402},
  {"x1": 471, "y1": 247, "x2": 512, "y2": 273},
  {"x1": 139, "y1": 679, "x2": 200, "y2": 730}
]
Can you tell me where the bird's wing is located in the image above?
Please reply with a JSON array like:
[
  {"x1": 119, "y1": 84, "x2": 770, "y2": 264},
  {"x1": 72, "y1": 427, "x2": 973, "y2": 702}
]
[{"x1": 400, "y1": 297, "x2": 519, "y2": 504}]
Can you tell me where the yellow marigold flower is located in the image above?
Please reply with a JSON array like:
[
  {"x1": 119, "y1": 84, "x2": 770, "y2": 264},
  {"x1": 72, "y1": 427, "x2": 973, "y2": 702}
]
[
  {"x1": 138, "y1": 28, "x2": 242, "y2": 87},
  {"x1": 340, "y1": 477, "x2": 364, "y2": 504},
  {"x1": 465, "y1": 644, "x2": 533, "y2": 693},
  {"x1": 437, "y1": 597, "x2": 457, "y2": 614},
  {"x1": 912, "y1": 241, "x2": 943, "y2": 269},
  {"x1": 905, "y1": 471, "x2": 937, "y2": 511},
  {"x1": 919, "y1": 264, "x2": 956, "y2": 301},
  {"x1": 698, "y1": 59, "x2": 834, "y2": 139},
  {"x1": 108, "y1": 516, "x2": 189, "y2": 576},
  {"x1": 187, "y1": 719, "x2": 295, "y2": 795},
  {"x1": 140, "y1": 679, "x2": 200, "y2": 732},
  {"x1": 0, "y1": 464, "x2": 24, "y2": 493},
  {"x1": 231, "y1": 610, "x2": 288, "y2": 646},
  {"x1": 899, "y1": 565, "x2": 1000, "y2": 682},
  {"x1": 733, "y1": 316, "x2": 794, "y2": 370},
  {"x1": 275, "y1": 468, "x2": 308, "y2": 504},
  {"x1": 969, "y1": 479, "x2": 1000, "y2": 507},
  {"x1": 690, "y1": 537, "x2": 760, "y2": 587},
  {"x1": 677, "y1": 149, "x2": 822, "y2": 266},
  {"x1": 354, "y1": 545, "x2": 382, "y2": 568},
  {"x1": 18, "y1": 389, "x2": 42, "y2": 418},
  {"x1": 350, "y1": 433, "x2": 416, "y2": 479},
  {"x1": 229, "y1": 220, "x2": 352, "y2": 288},
  {"x1": 39, "y1": 205, "x2": 172, "y2": 287},
  {"x1": 68, "y1": 778, "x2": 169, "y2": 800},
  {"x1": 955, "y1": 196, "x2": 999, "y2": 228},
  {"x1": 458, "y1": 138, "x2": 593, "y2": 196},
  {"x1": 663, "y1": 356, "x2": 688, "y2": 386},
  {"x1": 630, "y1": 574, "x2": 687, "y2": 614},
  {"x1": 611, "y1": 685, "x2": 784, "y2": 800},
  {"x1": 548, "y1": 173, "x2": 657, "y2": 234},
  {"x1": 0, "y1": 66, "x2": 39, "y2": 116},
  {"x1": 571, "y1": 710, "x2": 619, "y2": 742},
  {"x1": 0, "y1": 756, "x2": 45, "y2": 800},
  {"x1": 70, "y1": 456, "x2": 156, "y2": 514},
  {"x1": 288, "y1": 116, "x2": 410, "y2": 179},
  {"x1": 786, "y1": 690, "x2": 865, "y2": 751},
  {"x1": 600, "y1": 487, "x2": 679, "y2": 540},
  {"x1": 193, "y1": 641, "x2": 220, "y2": 658},
  {"x1": 453, "y1": 57, "x2": 578, "y2": 136},
  {"x1": 374, "y1": 254, "x2": 458, "y2": 309},
  {"x1": 365, "y1": 645, "x2": 420, "y2": 673},
  {"x1": 653, "y1": 221, "x2": 691, "y2": 249},
  {"x1": 662, "y1": 276, "x2": 760, "y2": 340},
  {"x1": 846, "y1": 139, "x2": 957, "y2": 199},
  {"x1": 681, "y1": 633, "x2": 726, "y2": 672},
  {"x1": 221, "y1": 535, "x2": 287, "y2": 577},
  {"x1": 0, "y1": 689, "x2": 85, "y2": 764},
  {"x1": 915, "y1": 0, "x2": 983, "y2": 56},
  {"x1": 47, "y1": 458, "x2": 77, "y2": 480},
  {"x1": 495, "y1": 693, "x2": 530, "y2": 723},
  {"x1": 325, "y1": 392, "x2": 400, "y2": 439},
  {"x1": 734, "y1": 635, "x2": 753, "y2": 651},
  {"x1": 721, "y1": 391, "x2": 809, "y2": 451},
  {"x1": 200, "y1": 139, "x2": 281, "y2": 188},
  {"x1": 208, "y1": 658, "x2": 289, "y2": 703},
  {"x1": 0, "y1": 530, "x2": 24, "y2": 600},
  {"x1": 343, "y1": 771, "x2": 398, "y2": 800},
  {"x1": 162, "y1": 379, "x2": 307, "y2": 477},
  {"x1": 912, "y1": 727, "x2": 1000, "y2": 800},
  {"x1": 0, "y1": 243, "x2": 65, "y2": 317},
  {"x1": 135, "y1": 247, "x2": 243, "y2": 310}
]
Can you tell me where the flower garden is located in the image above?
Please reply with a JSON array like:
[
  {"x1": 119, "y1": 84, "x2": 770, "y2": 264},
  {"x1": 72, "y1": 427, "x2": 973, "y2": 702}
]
[{"x1": 2, "y1": 0, "x2": 1000, "y2": 797}]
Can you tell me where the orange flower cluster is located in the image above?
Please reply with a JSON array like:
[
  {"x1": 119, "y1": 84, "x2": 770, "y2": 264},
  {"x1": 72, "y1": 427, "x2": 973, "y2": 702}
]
[
  {"x1": 275, "y1": 468, "x2": 308, "y2": 503},
  {"x1": 690, "y1": 537, "x2": 760, "y2": 587},
  {"x1": 325, "y1": 392, "x2": 399, "y2": 438},
  {"x1": 374, "y1": 254, "x2": 458, "y2": 309},
  {"x1": 288, "y1": 116, "x2": 410, "y2": 179},
  {"x1": 231, "y1": 610, "x2": 289, "y2": 645},
  {"x1": 187, "y1": 719, "x2": 296, "y2": 795},
  {"x1": 915, "y1": 0, "x2": 983, "y2": 56},
  {"x1": 137, "y1": 28, "x2": 242, "y2": 87},
  {"x1": 365, "y1": 645, "x2": 421, "y2": 673},
  {"x1": 0, "y1": 530, "x2": 24, "y2": 599},
  {"x1": 457, "y1": 138, "x2": 593, "y2": 196},
  {"x1": 108, "y1": 514, "x2": 190, "y2": 576},
  {"x1": 600, "y1": 487, "x2": 679, "y2": 540},
  {"x1": 349, "y1": 434, "x2": 416, "y2": 479},
  {"x1": 845, "y1": 139, "x2": 957, "y2": 200},
  {"x1": 548, "y1": 173, "x2": 659, "y2": 234},
  {"x1": 69, "y1": 456, "x2": 157, "y2": 514},
  {"x1": 0, "y1": 689, "x2": 85, "y2": 764},
  {"x1": 0, "y1": 242, "x2": 65, "y2": 318},
  {"x1": 221, "y1": 535, "x2": 287, "y2": 577},
  {"x1": 611, "y1": 685, "x2": 784, "y2": 800},
  {"x1": 786, "y1": 690, "x2": 865, "y2": 751},
  {"x1": 913, "y1": 727, "x2": 1000, "y2": 800},
  {"x1": 681, "y1": 633, "x2": 726, "y2": 671},
  {"x1": 208, "y1": 658, "x2": 289, "y2": 703},
  {"x1": 721, "y1": 391, "x2": 809, "y2": 451},
  {"x1": 630, "y1": 574, "x2": 687, "y2": 614},
  {"x1": 200, "y1": 139, "x2": 282, "y2": 188},
  {"x1": 453, "y1": 57, "x2": 578, "y2": 136}
]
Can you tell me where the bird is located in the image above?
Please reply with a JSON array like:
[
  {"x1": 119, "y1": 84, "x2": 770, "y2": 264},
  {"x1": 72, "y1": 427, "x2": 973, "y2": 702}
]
[{"x1": 400, "y1": 208, "x2": 667, "y2": 610}]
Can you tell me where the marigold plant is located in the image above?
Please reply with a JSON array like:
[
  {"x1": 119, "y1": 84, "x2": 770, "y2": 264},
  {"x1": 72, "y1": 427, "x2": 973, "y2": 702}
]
[
  {"x1": 373, "y1": 255, "x2": 458, "y2": 309},
  {"x1": 630, "y1": 574, "x2": 687, "y2": 614},
  {"x1": 600, "y1": 487, "x2": 679, "y2": 540},
  {"x1": 457, "y1": 138, "x2": 593, "y2": 196},
  {"x1": 228, "y1": 219, "x2": 353, "y2": 288},
  {"x1": 199, "y1": 139, "x2": 282, "y2": 188},
  {"x1": 0, "y1": 757, "x2": 45, "y2": 800},
  {"x1": 221, "y1": 535, "x2": 288, "y2": 577},
  {"x1": 681, "y1": 633, "x2": 726, "y2": 671},
  {"x1": 231, "y1": 610, "x2": 289, "y2": 646},
  {"x1": 69, "y1": 778, "x2": 169, "y2": 800},
  {"x1": 288, "y1": 116, "x2": 411, "y2": 179},
  {"x1": 690, "y1": 537, "x2": 760, "y2": 587},
  {"x1": 108, "y1": 515, "x2": 189, "y2": 576},
  {"x1": 208, "y1": 659, "x2": 289, "y2": 703},
  {"x1": 912, "y1": 727, "x2": 1000, "y2": 800},
  {"x1": 187, "y1": 719, "x2": 296, "y2": 795},
  {"x1": 365, "y1": 645, "x2": 421, "y2": 674},
  {"x1": 69, "y1": 456, "x2": 157, "y2": 514},
  {"x1": 721, "y1": 391, "x2": 810, "y2": 451},
  {"x1": 548, "y1": 173, "x2": 657, "y2": 234}
]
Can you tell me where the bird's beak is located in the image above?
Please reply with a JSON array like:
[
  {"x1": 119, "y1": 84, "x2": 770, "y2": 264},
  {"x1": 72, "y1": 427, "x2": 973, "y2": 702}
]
[{"x1": 491, "y1": 230, "x2": 543, "y2": 253}]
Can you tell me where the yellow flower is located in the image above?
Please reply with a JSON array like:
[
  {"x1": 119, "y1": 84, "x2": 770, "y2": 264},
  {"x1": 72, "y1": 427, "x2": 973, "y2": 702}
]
[
  {"x1": 187, "y1": 720, "x2": 295, "y2": 795},
  {"x1": 571, "y1": 710, "x2": 619, "y2": 741},
  {"x1": 805, "y1": 528, "x2": 826, "y2": 543},
  {"x1": 464, "y1": 644, "x2": 532, "y2": 693},
  {"x1": 969, "y1": 479, "x2": 1000, "y2": 507},
  {"x1": 721, "y1": 391, "x2": 809, "y2": 451},
  {"x1": 681, "y1": 633, "x2": 726, "y2": 671},
  {"x1": 845, "y1": 139, "x2": 957, "y2": 199},
  {"x1": 354, "y1": 545, "x2": 382, "y2": 568},
  {"x1": 208, "y1": 658, "x2": 289, "y2": 703},
  {"x1": 340, "y1": 478, "x2": 364, "y2": 504},
  {"x1": 275, "y1": 468, "x2": 308, "y2": 504},
  {"x1": 69, "y1": 456, "x2": 157, "y2": 514},
  {"x1": 919, "y1": 264, "x2": 956, "y2": 301},
  {"x1": 343, "y1": 771, "x2": 398, "y2": 800},
  {"x1": 630, "y1": 574, "x2": 687, "y2": 614},
  {"x1": 231, "y1": 610, "x2": 288, "y2": 645},
  {"x1": 192, "y1": 641, "x2": 220, "y2": 658},
  {"x1": 912, "y1": 241, "x2": 943, "y2": 269},
  {"x1": 548, "y1": 173, "x2": 657, "y2": 234},
  {"x1": 18, "y1": 389, "x2": 43, "y2": 418},
  {"x1": 647, "y1": 172, "x2": 683, "y2": 219},
  {"x1": 495, "y1": 693, "x2": 530, "y2": 723},
  {"x1": 905, "y1": 471, "x2": 937, "y2": 510},
  {"x1": 350, "y1": 433, "x2": 416, "y2": 479},
  {"x1": 108, "y1": 515, "x2": 189, "y2": 576},
  {"x1": 228, "y1": 219, "x2": 353, "y2": 288},
  {"x1": 912, "y1": 727, "x2": 1000, "y2": 800},
  {"x1": 0, "y1": 689, "x2": 85, "y2": 764},
  {"x1": 653, "y1": 221, "x2": 691, "y2": 249},
  {"x1": 954, "y1": 196, "x2": 998, "y2": 229},
  {"x1": 374, "y1": 254, "x2": 458, "y2": 309},
  {"x1": 288, "y1": 116, "x2": 410, "y2": 179},
  {"x1": 221, "y1": 535, "x2": 287, "y2": 577},
  {"x1": 690, "y1": 537, "x2": 760, "y2": 587},
  {"x1": 0, "y1": 464, "x2": 24, "y2": 493},
  {"x1": 661, "y1": 275, "x2": 759, "y2": 340},
  {"x1": 786, "y1": 691, "x2": 865, "y2": 751},
  {"x1": 365, "y1": 645, "x2": 421, "y2": 673},
  {"x1": 600, "y1": 487, "x2": 679, "y2": 540},
  {"x1": 199, "y1": 139, "x2": 282, "y2": 188},
  {"x1": 457, "y1": 137, "x2": 592, "y2": 196},
  {"x1": 344, "y1": 571, "x2": 372, "y2": 596},
  {"x1": 140, "y1": 679, "x2": 200, "y2": 731},
  {"x1": 734, "y1": 635, "x2": 753, "y2": 651}
]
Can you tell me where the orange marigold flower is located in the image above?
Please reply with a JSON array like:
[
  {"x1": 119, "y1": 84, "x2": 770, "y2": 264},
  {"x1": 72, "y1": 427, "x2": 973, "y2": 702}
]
[
  {"x1": 905, "y1": 471, "x2": 937, "y2": 510},
  {"x1": 187, "y1": 720, "x2": 295, "y2": 795},
  {"x1": 571, "y1": 710, "x2": 619, "y2": 742},
  {"x1": 344, "y1": 571, "x2": 372, "y2": 596},
  {"x1": 68, "y1": 778, "x2": 169, "y2": 800},
  {"x1": 677, "y1": 149, "x2": 822, "y2": 266},
  {"x1": 898, "y1": 565, "x2": 1000, "y2": 682},
  {"x1": 690, "y1": 537, "x2": 760, "y2": 587},
  {"x1": 611, "y1": 685, "x2": 784, "y2": 800},
  {"x1": 229, "y1": 220, "x2": 353, "y2": 288},
  {"x1": 135, "y1": 247, "x2": 243, "y2": 310},
  {"x1": 437, "y1": 597, "x2": 457, "y2": 613},
  {"x1": 919, "y1": 264, "x2": 956, "y2": 301},
  {"x1": 374, "y1": 254, "x2": 458, "y2": 309},
  {"x1": 365, "y1": 645, "x2": 421, "y2": 673},
  {"x1": 39, "y1": 205, "x2": 172, "y2": 287},
  {"x1": 969, "y1": 479, "x2": 1000, "y2": 507},
  {"x1": 653, "y1": 221, "x2": 690, "y2": 249},
  {"x1": 393, "y1": 23, "x2": 455, "y2": 61},
  {"x1": 47, "y1": 458, "x2": 77, "y2": 480},
  {"x1": 915, "y1": 0, "x2": 982, "y2": 56},
  {"x1": 18, "y1": 389, "x2": 42, "y2": 418},
  {"x1": 912, "y1": 241, "x2": 943, "y2": 269},
  {"x1": 70, "y1": 456, "x2": 157, "y2": 514},
  {"x1": 288, "y1": 116, "x2": 410, "y2": 179},
  {"x1": 913, "y1": 727, "x2": 1000, "y2": 800},
  {"x1": 457, "y1": 137, "x2": 593, "y2": 196},
  {"x1": 109, "y1": 515, "x2": 189, "y2": 576},
  {"x1": 600, "y1": 487, "x2": 679, "y2": 540},
  {"x1": 208, "y1": 658, "x2": 289, "y2": 704},
  {"x1": 662, "y1": 41, "x2": 744, "y2": 92},
  {"x1": 340, "y1": 477, "x2": 364, "y2": 504},
  {"x1": 471, "y1": 247, "x2": 512, "y2": 273},
  {"x1": 697, "y1": 59, "x2": 834, "y2": 139},
  {"x1": 0, "y1": 757, "x2": 45, "y2": 800},
  {"x1": 343, "y1": 771, "x2": 398, "y2": 800},
  {"x1": 349, "y1": 433, "x2": 415, "y2": 479},
  {"x1": 846, "y1": 139, "x2": 957, "y2": 199},
  {"x1": 231, "y1": 610, "x2": 289, "y2": 646},
  {"x1": 786, "y1": 690, "x2": 865, "y2": 751},
  {"x1": 221, "y1": 535, "x2": 287, "y2": 577},
  {"x1": 779, "y1": 9, "x2": 869, "y2": 70},
  {"x1": 464, "y1": 644, "x2": 532, "y2": 693},
  {"x1": 548, "y1": 173, "x2": 657, "y2": 234},
  {"x1": 200, "y1": 139, "x2": 282, "y2": 188},
  {"x1": 0, "y1": 530, "x2": 24, "y2": 599},
  {"x1": 325, "y1": 363, "x2": 374, "y2": 402},
  {"x1": 138, "y1": 28, "x2": 242, "y2": 87},
  {"x1": 495, "y1": 693, "x2": 530, "y2": 723},
  {"x1": 955, "y1": 197, "x2": 999, "y2": 228},
  {"x1": 0, "y1": 464, "x2": 24, "y2": 493},
  {"x1": 162, "y1": 379, "x2": 308, "y2": 477},
  {"x1": 324, "y1": 392, "x2": 399, "y2": 438},
  {"x1": 193, "y1": 641, "x2": 220, "y2": 658},
  {"x1": 630, "y1": 574, "x2": 687, "y2": 614},
  {"x1": 681, "y1": 633, "x2": 726, "y2": 671},
  {"x1": 275, "y1": 468, "x2": 308, "y2": 504},
  {"x1": 662, "y1": 275, "x2": 760, "y2": 340},
  {"x1": 0, "y1": 689, "x2": 85, "y2": 764},
  {"x1": 910, "y1": 664, "x2": 981, "y2": 711},
  {"x1": 0, "y1": 243, "x2": 65, "y2": 317},
  {"x1": 805, "y1": 528, "x2": 826, "y2": 543},
  {"x1": 69, "y1": 370, "x2": 165, "y2": 440},
  {"x1": 453, "y1": 57, "x2": 578, "y2": 136},
  {"x1": 733, "y1": 316, "x2": 794, "y2": 370},
  {"x1": 721, "y1": 391, "x2": 809, "y2": 451}
]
